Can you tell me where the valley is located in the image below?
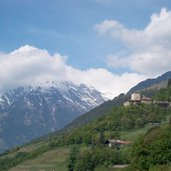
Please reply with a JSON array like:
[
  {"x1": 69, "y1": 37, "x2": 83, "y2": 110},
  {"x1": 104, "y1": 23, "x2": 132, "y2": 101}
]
[
  {"x1": 1, "y1": 1, "x2": 171, "y2": 170},
  {"x1": 0, "y1": 72, "x2": 171, "y2": 171}
]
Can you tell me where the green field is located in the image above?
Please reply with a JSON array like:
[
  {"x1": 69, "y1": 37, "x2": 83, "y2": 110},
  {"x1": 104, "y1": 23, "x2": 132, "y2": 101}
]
[
  {"x1": 9, "y1": 147, "x2": 69, "y2": 171},
  {"x1": 3, "y1": 123, "x2": 169, "y2": 171},
  {"x1": 95, "y1": 165, "x2": 127, "y2": 171},
  {"x1": 149, "y1": 165, "x2": 171, "y2": 171},
  {"x1": 8, "y1": 145, "x2": 90, "y2": 171},
  {"x1": 120, "y1": 124, "x2": 154, "y2": 141},
  {"x1": 8, "y1": 145, "x2": 129, "y2": 171},
  {"x1": 4, "y1": 124, "x2": 163, "y2": 171}
]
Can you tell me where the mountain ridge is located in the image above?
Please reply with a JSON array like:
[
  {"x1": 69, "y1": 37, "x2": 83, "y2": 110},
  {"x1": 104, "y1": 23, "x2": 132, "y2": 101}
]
[
  {"x1": 1, "y1": 71, "x2": 171, "y2": 153},
  {"x1": 52, "y1": 70, "x2": 171, "y2": 136},
  {"x1": 0, "y1": 81, "x2": 106, "y2": 152},
  {"x1": 129, "y1": 71, "x2": 171, "y2": 93},
  {"x1": 1, "y1": 79, "x2": 171, "y2": 171}
]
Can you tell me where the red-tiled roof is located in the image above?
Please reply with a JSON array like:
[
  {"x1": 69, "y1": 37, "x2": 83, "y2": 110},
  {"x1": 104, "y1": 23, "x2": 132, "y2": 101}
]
[{"x1": 108, "y1": 139, "x2": 132, "y2": 145}]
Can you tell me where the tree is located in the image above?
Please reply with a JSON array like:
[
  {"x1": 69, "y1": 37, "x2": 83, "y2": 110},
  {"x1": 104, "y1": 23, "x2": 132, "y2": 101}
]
[
  {"x1": 167, "y1": 79, "x2": 171, "y2": 89},
  {"x1": 135, "y1": 118, "x2": 144, "y2": 128},
  {"x1": 130, "y1": 126, "x2": 171, "y2": 170},
  {"x1": 68, "y1": 145, "x2": 80, "y2": 171},
  {"x1": 99, "y1": 131, "x2": 105, "y2": 144},
  {"x1": 74, "y1": 151, "x2": 95, "y2": 171},
  {"x1": 121, "y1": 117, "x2": 134, "y2": 130},
  {"x1": 169, "y1": 116, "x2": 171, "y2": 125}
]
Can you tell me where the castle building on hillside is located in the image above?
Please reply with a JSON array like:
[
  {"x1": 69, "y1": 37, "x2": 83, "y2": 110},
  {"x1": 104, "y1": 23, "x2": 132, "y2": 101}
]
[
  {"x1": 123, "y1": 93, "x2": 152, "y2": 106},
  {"x1": 123, "y1": 93, "x2": 171, "y2": 108},
  {"x1": 141, "y1": 95, "x2": 153, "y2": 105},
  {"x1": 154, "y1": 101, "x2": 171, "y2": 108},
  {"x1": 131, "y1": 93, "x2": 141, "y2": 101}
]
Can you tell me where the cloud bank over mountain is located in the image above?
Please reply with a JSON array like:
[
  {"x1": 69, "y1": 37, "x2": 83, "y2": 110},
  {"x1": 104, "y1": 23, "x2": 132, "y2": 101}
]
[{"x1": 0, "y1": 45, "x2": 145, "y2": 99}]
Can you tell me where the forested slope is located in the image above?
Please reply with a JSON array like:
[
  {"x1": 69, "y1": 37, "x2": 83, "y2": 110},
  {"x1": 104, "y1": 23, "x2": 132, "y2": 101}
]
[{"x1": 0, "y1": 84, "x2": 171, "y2": 171}]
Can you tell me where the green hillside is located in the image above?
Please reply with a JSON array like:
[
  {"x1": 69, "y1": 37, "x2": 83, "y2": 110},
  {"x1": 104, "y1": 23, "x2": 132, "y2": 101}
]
[
  {"x1": 48, "y1": 93, "x2": 130, "y2": 136},
  {"x1": 0, "y1": 86, "x2": 171, "y2": 171}
]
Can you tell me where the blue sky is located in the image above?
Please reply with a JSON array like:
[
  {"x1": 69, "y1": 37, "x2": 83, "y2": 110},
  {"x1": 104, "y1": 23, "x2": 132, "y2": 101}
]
[{"x1": 0, "y1": 0, "x2": 171, "y2": 98}]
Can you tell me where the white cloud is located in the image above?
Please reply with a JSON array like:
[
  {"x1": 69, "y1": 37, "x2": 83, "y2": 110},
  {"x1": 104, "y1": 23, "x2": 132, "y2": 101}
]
[
  {"x1": 1, "y1": 8, "x2": 170, "y2": 99},
  {"x1": 106, "y1": 52, "x2": 129, "y2": 68},
  {"x1": 0, "y1": 45, "x2": 146, "y2": 99},
  {"x1": 95, "y1": 8, "x2": 171, "y2": 76}
]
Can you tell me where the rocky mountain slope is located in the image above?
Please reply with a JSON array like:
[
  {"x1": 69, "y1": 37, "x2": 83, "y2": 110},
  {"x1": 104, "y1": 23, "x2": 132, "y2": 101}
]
[
  {"x1": 0, "y1": 81, "x2": 106, "y2": 152},
  {"x1": 129, "y1": 71, "x2": 171, "y2": 93},
  {"x1": 54, "y1": 71, "x2": 171, "y2": 136}
]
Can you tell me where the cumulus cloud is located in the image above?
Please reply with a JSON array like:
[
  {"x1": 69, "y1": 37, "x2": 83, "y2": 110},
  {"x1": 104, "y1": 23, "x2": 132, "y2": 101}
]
[
  {"x1": 0, "y1": 45, "x2": 146, "y2": 99},
  {"x1": 106, "y1": 52, "x2": 129, "y2": 68},
  {"x1": 95, "y1": 8, "x2": 171, "y2": 76},
  {"x1": 1, "y1": 8, "x2": 170, "y2": 98},
  {"x1": 0, "y1": 46, "x2": 67, "y2": 89}
]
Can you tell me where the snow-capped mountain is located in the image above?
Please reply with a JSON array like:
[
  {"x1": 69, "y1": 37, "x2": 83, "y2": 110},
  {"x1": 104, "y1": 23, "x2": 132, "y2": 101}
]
[{"x1": 0, "y1": 81, "x2": 106, "y2": 152}]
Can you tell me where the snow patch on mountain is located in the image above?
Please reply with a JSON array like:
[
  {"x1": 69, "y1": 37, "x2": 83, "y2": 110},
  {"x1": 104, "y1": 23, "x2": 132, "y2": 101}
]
[{"x1": 0, "y1": 81, "x2": 107, "y2": 152}]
